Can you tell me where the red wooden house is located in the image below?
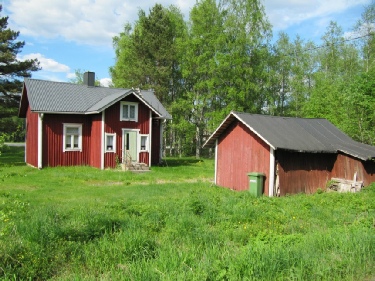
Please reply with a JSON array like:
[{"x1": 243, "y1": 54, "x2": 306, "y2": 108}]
[
  {"x1": 18, "y1": 72, "x2": 171, "y2": 169},
  {"x1": 203, "y1": 111, "x2": 375, "y2": 196}
]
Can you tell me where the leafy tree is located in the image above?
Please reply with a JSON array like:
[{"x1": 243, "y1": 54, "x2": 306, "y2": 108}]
[
  {"x1": 177, "y1": 0, "x2": 271, "y2": 157},
  {"x1": 0, "y1": 5, "x2": 39, "y2": 141},
  {"x1": 111, "y1": 4, "x2": 186, "y2": 105},
  {"x1": 178, "y1": 0, "x2": 225, "y2": 158},
  {"x1": 354, "y1": 2, "x2": 375, "y2": 73},
  {"x1": 266, "y1": 32, "x2": 293, "y2": 116},
  {"x1": 341, "y1": 67, "x2": 375, "y2": 144},
  {"x1": 219, "y1": 0, "x2": 271, "y2": 116},
  {"x1": 302, "y1": 22, "x2": 348, "y2": 127}
]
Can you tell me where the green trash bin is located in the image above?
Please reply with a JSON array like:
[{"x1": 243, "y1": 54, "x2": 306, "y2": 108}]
[{"x1": 247, "y1": 172, "x2": 265, "y2": 197}]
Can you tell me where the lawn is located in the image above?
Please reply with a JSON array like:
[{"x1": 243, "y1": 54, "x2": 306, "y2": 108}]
[{"x1": 0, "y1": 147, "x2": 374, "y2": 280}]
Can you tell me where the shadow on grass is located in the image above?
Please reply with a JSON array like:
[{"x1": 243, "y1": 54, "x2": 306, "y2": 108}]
[
  {"x1": 0, "y1": 146, "x2": 26, "y2": 166},
  {"x1": 160, "y1": 157, "x2": 204, "y2": 167}
]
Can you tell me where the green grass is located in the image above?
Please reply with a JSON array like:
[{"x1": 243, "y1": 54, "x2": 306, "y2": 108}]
[{"x1": 0, "y1": 147, "x2": 374, "y2": 280}]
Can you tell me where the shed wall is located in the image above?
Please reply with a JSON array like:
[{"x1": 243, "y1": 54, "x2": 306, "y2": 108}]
[
  {"x1": 277, "y1": 151, "x2": 375, "y2": 195},
  {"x1": 277, "y1": 151, "x2": 335, "y2": 195},
  {"x1": 25, "y1": 106, "x2": 39, "y2": 167},
  {"x1": 332, "y1": 153, "x2": 375, "y2": 186},
  {"x1": 217, "y1": 121, "x2": 270, "y2": 194}
]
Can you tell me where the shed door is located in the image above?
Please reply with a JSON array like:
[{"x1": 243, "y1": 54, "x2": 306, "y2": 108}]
[{"x1": 123, "y1": 130, "x2": 137, "y2": 162}]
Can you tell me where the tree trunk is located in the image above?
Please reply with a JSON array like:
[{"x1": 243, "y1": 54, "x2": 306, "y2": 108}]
[{"x1": 195, "y1": 125, "x2": 201, "y2": 159}]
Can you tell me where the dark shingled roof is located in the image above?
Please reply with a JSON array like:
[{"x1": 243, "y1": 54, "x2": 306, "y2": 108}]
[
  {"x1": 19, "y1": 78, "x2": 171, "y2": 119},
  {"x1": 203, "y1": 111, "x2": 375, "y2": 161}
]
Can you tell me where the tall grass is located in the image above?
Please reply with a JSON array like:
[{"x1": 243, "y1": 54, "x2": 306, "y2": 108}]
[{"x1": 0, "y1": 147, "x2": 374, "y2": 280}]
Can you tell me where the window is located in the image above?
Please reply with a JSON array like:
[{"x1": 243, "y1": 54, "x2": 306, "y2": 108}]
[
  {"x1": 105, "y1": 133, "x2": 116, "y2": 153},
  {"x1": 140, "y1": 135, "x2": 149, "y2": 151},
  {"x1": 63, "y1": 124, "x2": 82, "y2": 152},
  {"x1": 120, "y1": 102, "x2": 138, "y2": 122}
]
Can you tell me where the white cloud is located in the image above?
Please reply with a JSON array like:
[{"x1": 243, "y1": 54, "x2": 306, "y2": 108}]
[
  {"x1": 66, "y1": 72, "x2": 77, "y2": 79},
  {"x1": 264, "y1": 0, "x2": 371, "y2": 31},
  {"x1": 4, "y1": 0, "x2": 193, "y2": 47},
  {"x1": 18, "y1": 53, "x2": 70, "y2": 73},
  {"x1": 100, "y1": 78, "x2": 113, "y2": 88}
]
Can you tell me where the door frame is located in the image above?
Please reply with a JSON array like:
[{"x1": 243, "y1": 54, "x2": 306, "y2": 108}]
[{"x1": 122, "y1": 129, "x2": 140, "y2": 163}]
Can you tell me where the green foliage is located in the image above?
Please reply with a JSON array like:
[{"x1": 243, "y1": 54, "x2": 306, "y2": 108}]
[
  {"x1": 341, "y1": 68, "x2": 375, "y2": 144},
  {"x1": 111, "y1": 4, "x2": 186, "y2": 106}
]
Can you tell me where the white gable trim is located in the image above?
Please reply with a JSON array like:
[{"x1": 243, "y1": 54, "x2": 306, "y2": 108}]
[
  {"x1": 101, "y1": 111, "x2": 105, "y2": 170},
  {"x1": 214, "y1": 139, "x2": 218, "y2": 185},
  {"x1": 232, "y1": 112, "x2": 275, "y2": 150},
  {"x1": 149, "y1": 110, "x2": 152, "y2": 167},
  {"x1": 269, "y1": 148, "x2": 275, "y2": 197},
  {"x1": 38, "y1": 113, "x2": 43, "y2": 169}
]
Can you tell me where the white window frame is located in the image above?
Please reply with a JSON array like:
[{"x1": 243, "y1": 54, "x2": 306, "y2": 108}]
[
  {"x1": 105, "y1": 133, "x2": 116, "y2": 153},
  {"x1": 139, "y1": 134, "x2": 149, "y2": 152},
  {"x1": 63, "y1": 123, "x2": 82, "y2": 152},
  {"x1": 120, "y1": 101, "x2": 138, "y2": 122}
]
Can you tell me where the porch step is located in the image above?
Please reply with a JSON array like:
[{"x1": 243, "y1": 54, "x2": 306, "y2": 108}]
[{"x1": 121, "y1": 162, "x2": 150, "y2": 172}]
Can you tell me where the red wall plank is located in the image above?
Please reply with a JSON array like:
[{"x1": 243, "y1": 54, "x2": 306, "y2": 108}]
[
  {"x1": 277, "y1": 151, "x2": 375, "y2": 195},
  {"x1": 217, "y1": 121, "x2": 270, "y2": 194},
  {"x1": 332, "y1": 153, "x2": 375, "y2": 186},
  {"x1": 42, "y1": 114, "x2": 92, "y2": 167},
  {"x1": 25, "y1": 106, "x2": 39, "y2": 167},
  {"x1": 277, "y1": 151, "x2": 335, "y2": 195},
  {"x1": 90, "y1": 114, "x2": 102, "y2": 168}
]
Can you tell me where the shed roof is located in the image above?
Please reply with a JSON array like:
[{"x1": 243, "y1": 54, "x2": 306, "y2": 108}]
[
  {"x1": 19, "y1": 78, "x2": 171, "y2": 119},
  {"x1": 203, "y1": 111, "x2": 375, "y2": 161}
]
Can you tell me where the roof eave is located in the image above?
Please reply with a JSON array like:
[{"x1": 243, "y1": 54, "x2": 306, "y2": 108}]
[
  {"x1": 31, "y1": 110, "x2": 100, "y2": 115},
  {"x1": 133, "y1": 92, "x2": 163, "y2": 118},
  {"x1": 85, "y1": 90, "x2": 133, "y2": 113},
  {"x1": 203, "y1": 111, "x2": 276, "y2": 150}
]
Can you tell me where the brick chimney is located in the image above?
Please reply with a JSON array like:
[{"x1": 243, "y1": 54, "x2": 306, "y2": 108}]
[{"x1": 83, "y1": 71, "x2": 95, "y2": 86}]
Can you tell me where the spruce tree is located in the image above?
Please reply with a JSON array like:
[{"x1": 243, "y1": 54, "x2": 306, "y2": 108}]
[{"x1": 0, "y1": 5, "x2": 39, "y2": 140}]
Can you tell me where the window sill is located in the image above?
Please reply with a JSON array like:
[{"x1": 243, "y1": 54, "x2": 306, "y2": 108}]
[
  {"x1": 63, "y1": 149, "x2": 82, "y2": 152},
  {"x1": 120, "y1": 119, "x2": 137, "y2": 122}
]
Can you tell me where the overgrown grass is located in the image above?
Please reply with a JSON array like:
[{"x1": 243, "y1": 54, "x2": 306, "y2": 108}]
[
  {"x1": 0, "y1": 148, "x2": 374, "y2": 280},
  {"x1": 0, "y1": 146, "x2": 24, "y2": 166}
]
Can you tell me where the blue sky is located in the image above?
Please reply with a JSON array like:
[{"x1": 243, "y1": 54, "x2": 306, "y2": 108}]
[{"x1": 2, "y1": 0, "x2": 372, "y2": 87}]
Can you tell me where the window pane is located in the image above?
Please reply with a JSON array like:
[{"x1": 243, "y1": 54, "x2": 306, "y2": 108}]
[
  {"x1": 64, "y1": 124, "x2": 82, "y2": 151},
  {"x1": 73, "y1": 136, "x2": 79, "y2": 148},
  {"x1": 129, "y1": 105, "x2": 135, "y2": 119},
  {"x1": 106, "y1": 135, "x2": 114, "y2": 150},
  {"x1": 66, "y1": 127, "x2": 79, "y2": 134},
  {"x1": 141, "y1": 136, "x2": 147, "y2": 150},
  {"x1": 123, "y1": 105, "x2": 128, "y2": 119},
  {"x1": 66, "y1": 135, "x2": 72, "y2": 148}
]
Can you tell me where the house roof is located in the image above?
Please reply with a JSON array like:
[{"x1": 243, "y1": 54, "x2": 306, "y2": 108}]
[
  {"x1": 203, "y1": 111, "x2": 375, "y2": 161},
  {"x1": 19, "y1": 78, "x2": 171, "y2": 119}
]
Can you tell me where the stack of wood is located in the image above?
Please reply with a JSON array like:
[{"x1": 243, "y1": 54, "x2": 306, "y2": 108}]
[{"x1": 328, "y1": 173, "x2": 363, "y2": 193}]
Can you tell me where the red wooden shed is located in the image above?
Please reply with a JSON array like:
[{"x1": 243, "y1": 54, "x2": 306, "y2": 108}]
[
  {"x1": 18, "y1": 72, "x2": 171, "y2": 169},
  {"x1": 203, "y1": 111, "x2": 375, "y2": 196}
]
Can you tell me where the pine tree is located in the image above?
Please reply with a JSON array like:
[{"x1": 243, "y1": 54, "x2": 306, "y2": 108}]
[{"x1": 0, "y1": 5, "x2": 39, "y2": 140}]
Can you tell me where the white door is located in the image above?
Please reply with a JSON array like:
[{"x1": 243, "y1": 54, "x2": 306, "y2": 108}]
[{"x1": 123, "y1": 130, "x2": 138, "y2": 162}]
